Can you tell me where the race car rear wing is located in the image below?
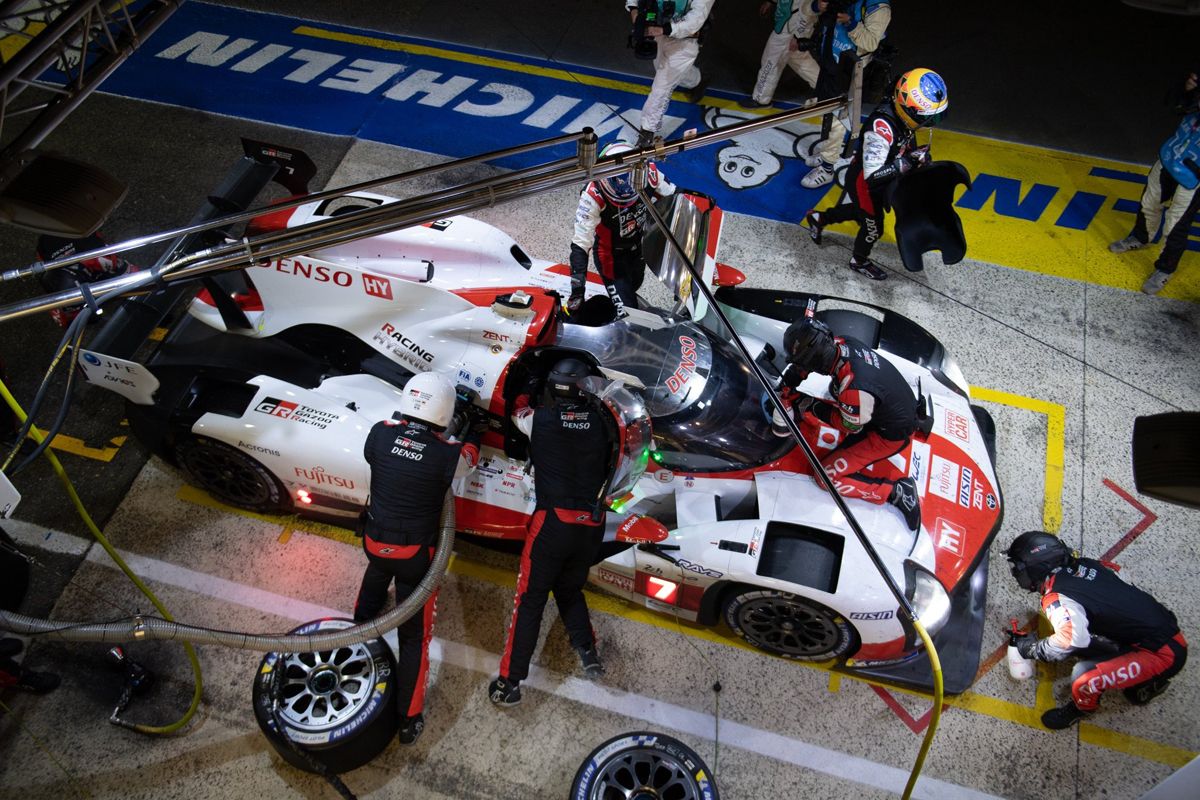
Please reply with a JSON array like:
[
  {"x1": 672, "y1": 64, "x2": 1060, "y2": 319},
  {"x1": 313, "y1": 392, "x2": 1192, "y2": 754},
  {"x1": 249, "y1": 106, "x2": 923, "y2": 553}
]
[{"x1": 87, "y1": 139, "x2": 308, "y2": 360}]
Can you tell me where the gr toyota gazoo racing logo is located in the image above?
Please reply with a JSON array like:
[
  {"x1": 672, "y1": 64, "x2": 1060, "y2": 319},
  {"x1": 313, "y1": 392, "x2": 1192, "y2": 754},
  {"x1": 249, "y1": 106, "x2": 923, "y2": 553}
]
[{"x1": 254, "y1": 396, "x2": 342, "y2": 429}]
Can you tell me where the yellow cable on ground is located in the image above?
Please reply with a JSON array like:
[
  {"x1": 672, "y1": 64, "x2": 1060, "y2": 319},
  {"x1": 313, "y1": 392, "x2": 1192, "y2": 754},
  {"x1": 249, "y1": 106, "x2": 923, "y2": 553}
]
[
  {"x1": 0, "y1": 377, "x2": 203, "y2": 735},
  {"x1": 902, "y1": 619, "x2": 944, "y2": 800}
]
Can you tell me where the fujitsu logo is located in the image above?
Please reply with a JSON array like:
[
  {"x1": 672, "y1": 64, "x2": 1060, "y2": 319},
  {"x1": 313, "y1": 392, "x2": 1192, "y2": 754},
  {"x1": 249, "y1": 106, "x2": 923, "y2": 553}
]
[{"x1": 294, "y1": 466, "x2": 355, "y2": 489}]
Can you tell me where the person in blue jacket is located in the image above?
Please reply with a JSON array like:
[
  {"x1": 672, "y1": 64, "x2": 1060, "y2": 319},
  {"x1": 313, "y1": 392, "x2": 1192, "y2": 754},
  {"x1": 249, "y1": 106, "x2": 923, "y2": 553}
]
[{"x1": 1110, "y1": 71, "x2": 1200, "y2": 295}]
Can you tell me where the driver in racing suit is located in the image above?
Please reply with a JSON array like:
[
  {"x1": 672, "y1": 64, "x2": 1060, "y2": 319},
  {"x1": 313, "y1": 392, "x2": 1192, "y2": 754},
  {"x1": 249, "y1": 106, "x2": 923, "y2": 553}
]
[
  {"x1": 489, "y1": 358, "x2": 615, "y2": 707},
  {"x1": 805, "y1": 68, "x2": 947, "y2": 280},
  {"x1": 772, "y1": 317, "x2": 921, "y2": 530},
  {"x1": 569, "y1": 141, "x2": 676, "y2": 314},
  {"x1": 1006, "y1": 531, "x2": 1188, "y2": 730},
  {"x1": 353, "y1": 372, "x2": 483, "y2": 746}
]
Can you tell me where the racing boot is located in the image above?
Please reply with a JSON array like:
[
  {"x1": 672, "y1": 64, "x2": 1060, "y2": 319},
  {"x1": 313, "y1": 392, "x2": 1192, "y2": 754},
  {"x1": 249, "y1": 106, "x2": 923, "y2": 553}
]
[
  {"x1": 577, "y1": 645, "x2": 605, "y2": 679},
  {"x1": 1141, "y1": 269, "x2": 1171, "y2": 295},
  {"x1": 685, "y1": 74, "x2": 710, "y2": 104},
  {"x1": 849, "y1": 256, "x2": 888, "y2": 281},
  {"x1": 804, "y1": 210, "x2": 824, "y2": 245},
  {"x1": 488, "y1": 676, "x2": 522, "y2": 707},
  {"x1": 1041, "y1": 701, "x2": 1090, "y2": 730},
  {"x1": 1124, "y1": 677, "x2": 1171, "y2": 706},
  {"x1": 1108, "y1": 235, "x2": 1146, "y2": 254},
  {"x1": 636, "y1": 128, "x2": 656, "y2": 149},
  {"x1": 397, "y1": 713, "x2": 424, "y2": 745},
  {"x1": 888, "y1": 478, "x2": 921, "y2": 532}
]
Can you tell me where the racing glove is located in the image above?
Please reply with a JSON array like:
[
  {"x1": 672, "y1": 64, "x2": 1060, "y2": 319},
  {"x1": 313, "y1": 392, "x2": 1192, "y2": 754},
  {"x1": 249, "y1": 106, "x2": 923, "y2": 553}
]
[
  {"x1": 904, "y1": 145, "x2": 931, "y2": 171},
  {"x1": 1013, "y1": 632, "x2": 1040, "y2": 661},
  {"x1": 568, "y1": 243, "x2": 589, "y2": 313}
]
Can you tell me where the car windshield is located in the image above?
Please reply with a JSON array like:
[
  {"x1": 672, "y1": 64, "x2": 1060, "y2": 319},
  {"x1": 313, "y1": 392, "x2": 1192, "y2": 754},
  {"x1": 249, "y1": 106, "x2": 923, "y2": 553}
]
[{"x1": 559, "y1": 320, "x2": 794, "y2": 472}]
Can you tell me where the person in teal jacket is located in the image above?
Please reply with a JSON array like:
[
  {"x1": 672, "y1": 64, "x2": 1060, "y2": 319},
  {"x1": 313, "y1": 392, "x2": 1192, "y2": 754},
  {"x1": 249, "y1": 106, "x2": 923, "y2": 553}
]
[{"x1": 1109, "y1": 71, "x2": 1200, "y2": 295}]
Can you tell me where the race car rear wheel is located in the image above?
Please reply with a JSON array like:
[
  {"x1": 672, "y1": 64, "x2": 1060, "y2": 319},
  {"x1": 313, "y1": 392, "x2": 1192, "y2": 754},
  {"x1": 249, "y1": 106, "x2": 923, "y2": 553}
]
[
  {"x1": 175, "y1": 436, "x2": 290, "y2": 513},
  {"x1": 722, "y1": 589, "x2": 856, "y2": 661},
  {"x1": 570, "y1": 731, "x2": 719, "y2": 800}
]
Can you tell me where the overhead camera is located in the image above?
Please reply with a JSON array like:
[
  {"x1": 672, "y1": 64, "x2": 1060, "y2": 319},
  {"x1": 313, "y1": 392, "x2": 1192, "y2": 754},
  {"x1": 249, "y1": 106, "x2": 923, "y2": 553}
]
[{"x1": 628, "y1": 0, "x2": 674, "y2": 61}]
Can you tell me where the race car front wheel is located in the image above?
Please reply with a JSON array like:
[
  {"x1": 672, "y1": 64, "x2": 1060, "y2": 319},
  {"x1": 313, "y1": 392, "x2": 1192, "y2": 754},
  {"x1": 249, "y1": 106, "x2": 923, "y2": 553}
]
[
  {"x1": 722, "y1": 589, "x2": 857, "y2": 661},
  {"x1": 252, "y1": 618, "x2": 398, "y2": 774},
  {"x1": 175, "y1": 436, "x2": 291, "y2": 513},
  {"x1": 571, "y1": 731, "x2": 719, "y2": 800}
]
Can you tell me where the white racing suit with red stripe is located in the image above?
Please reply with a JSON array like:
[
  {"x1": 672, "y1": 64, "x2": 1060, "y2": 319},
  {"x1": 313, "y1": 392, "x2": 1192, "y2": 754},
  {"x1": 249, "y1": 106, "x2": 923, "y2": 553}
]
[
  {"x1": 569, "y1": 164, "x2": 675, "y2": 313},
  {"x1": 498, "y1": 394, "x2": 614, "y2": 683},
  {"x1": 816, "y1": 106, "x2": 918, "y2": 260},
  {"x1": 777, "y1": 335, "x2": 915, "y2": 502},
  {"x1": 354, "y1": 417, "x2": 480, "y2": 719},
  {"x1": 1031, "y1": 558, "x2": 1187, "y2": 712}
]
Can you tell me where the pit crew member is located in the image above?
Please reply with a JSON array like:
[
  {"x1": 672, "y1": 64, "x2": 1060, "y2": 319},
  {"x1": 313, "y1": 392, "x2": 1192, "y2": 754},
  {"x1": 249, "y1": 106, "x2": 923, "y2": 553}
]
[
  {"x1": 569, "y1": 141, "x2": 676, "y2": 314},
  {"x1": 741, "y1": 1, "x2": 813, "y2": 109},
  {"x1": 1006, "y1": 531, "x2": 1188, "y2": 730},
  {"x1": 489, "y1": 358, "x2": 616, "y2": 706},
  {"x1": 805, "y1": 67, "x2": 947, "y2": 280},
  {"x1": 1109, "y1": 71, "x2": 1200, "y2": 295},
  {"x1": 353, "y1": 372, "x2": 483, "y2": 745},
  {"x1": 772, "y1": 317, "x2": 921, "y2": 529},
  {"x1": 625, "y1": 0, "x2": 714, "y2": 144}
]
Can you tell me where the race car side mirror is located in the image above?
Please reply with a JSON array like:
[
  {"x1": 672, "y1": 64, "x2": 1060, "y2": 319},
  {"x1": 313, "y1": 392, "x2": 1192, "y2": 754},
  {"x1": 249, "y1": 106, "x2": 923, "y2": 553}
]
[{"x1": 613, "y1": 514, "x2": 669, "y2": 544}]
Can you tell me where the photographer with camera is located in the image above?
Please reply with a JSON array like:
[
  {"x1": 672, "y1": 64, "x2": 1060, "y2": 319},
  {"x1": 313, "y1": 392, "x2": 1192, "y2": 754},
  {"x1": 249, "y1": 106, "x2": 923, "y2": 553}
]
[
  {"x1": 794, "y1": 0, "x2": 892, "y2": 190},
  {"x1": 1108, "y1": 70, "x2": 1200, "y2": 295},
  {"x1": 625, "y1": 0, "x2": 715, "y2": 145}
]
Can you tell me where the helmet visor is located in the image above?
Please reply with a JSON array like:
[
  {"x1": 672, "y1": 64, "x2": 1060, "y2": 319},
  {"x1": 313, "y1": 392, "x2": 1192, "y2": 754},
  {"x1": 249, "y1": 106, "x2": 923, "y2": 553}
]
[{"x1": 602, "y1": 173, "x2": 637, "y2": 204}]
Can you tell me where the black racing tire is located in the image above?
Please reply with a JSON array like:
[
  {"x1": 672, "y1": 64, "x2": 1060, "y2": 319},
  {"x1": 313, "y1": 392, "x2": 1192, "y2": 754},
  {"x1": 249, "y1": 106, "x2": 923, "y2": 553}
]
[
  {"x1": 722, "y1": 588, "x2": 857, "y2": 662},
  {"x1": 174, "y1": 435, "x2": 291, "y2": 514},
  {"x1": 252, "y1": 618, "x2": 398, "y2": 774},
  {"x1": 570, "y1": 731, "x2": 719, "y2": 800}
]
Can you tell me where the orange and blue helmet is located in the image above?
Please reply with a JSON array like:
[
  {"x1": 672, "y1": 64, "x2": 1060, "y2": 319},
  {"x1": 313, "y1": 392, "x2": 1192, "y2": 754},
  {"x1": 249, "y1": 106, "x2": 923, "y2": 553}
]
[{"x1": 893, "y1": 68, "x2": 948, "y2": 130}]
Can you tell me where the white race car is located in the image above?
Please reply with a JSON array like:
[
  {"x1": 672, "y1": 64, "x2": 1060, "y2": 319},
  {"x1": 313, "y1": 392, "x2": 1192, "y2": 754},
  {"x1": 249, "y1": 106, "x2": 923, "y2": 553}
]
[{"x1": 100, "y1": 152, "x2": 1001, "y2": 692}]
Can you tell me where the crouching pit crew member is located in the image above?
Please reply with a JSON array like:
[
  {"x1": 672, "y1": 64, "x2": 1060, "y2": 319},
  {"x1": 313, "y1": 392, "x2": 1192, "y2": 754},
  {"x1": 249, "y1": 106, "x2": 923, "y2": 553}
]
[
  {"x1": 772, "y1": 317, "x2": 920, "y2": 530},
  {"x1": 1006, "y1": 531, "x2": 1188, "y2": 730},
  {"x1": 569, "y1": 141, "x2": 676, "y2": 315},
  {"x1": 353, "y1": 371, "x2": 483, "y2": 745},
  {"x1": 489, "y1": 358, "x2": 618, "y2": 707}
]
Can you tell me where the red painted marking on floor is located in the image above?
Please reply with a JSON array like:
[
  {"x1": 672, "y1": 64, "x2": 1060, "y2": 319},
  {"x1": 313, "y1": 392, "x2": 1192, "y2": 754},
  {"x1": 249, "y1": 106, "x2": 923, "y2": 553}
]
[
  {"x1": 872, "y1": 685, "x2": 940, "y2": 734},
  {"x1": 1101, "y1": 479, "x2": 1158, "y2": 561}
]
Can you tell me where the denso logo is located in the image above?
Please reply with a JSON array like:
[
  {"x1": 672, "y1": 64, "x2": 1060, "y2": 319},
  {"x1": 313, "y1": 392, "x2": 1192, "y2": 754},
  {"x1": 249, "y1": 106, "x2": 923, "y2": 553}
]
[
  {"x1": 380, "y1": 323, "x2": 434, "y2": 363},
  {"x1": 665, "y1": 335, "x2": 698, "y2": 393},
  {"x1": 1081, "y1": 662, "x2": 1143, "y2": 696},
  {"x1": 260, "y1": 257, "x2": 352, "y2": 287},
  {"x1": 935, "y1": 517, "x2": 966, "y2": 556}
]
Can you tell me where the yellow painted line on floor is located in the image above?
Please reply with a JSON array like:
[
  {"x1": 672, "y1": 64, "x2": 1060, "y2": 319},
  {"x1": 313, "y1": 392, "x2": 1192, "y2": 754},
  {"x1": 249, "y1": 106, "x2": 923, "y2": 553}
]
[
  {"x1": 971, "y1": 386, "x2": 1066, "y2": 533},
  {"x1": 277, "y1": 527, "x2": 293, "y2": 544},
  {"x1": 176, "y1": 485, "x2": 1193, "y2": 766},
  {"x1": 32, "y1": 426, "x2": 126, "y2": 463}
]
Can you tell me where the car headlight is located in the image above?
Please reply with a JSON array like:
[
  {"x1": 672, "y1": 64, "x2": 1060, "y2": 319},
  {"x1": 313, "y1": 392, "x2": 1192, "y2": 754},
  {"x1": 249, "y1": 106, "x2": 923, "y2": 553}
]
[{"x1": 907, "y1": 566, "x2": 951, "y2": 637}]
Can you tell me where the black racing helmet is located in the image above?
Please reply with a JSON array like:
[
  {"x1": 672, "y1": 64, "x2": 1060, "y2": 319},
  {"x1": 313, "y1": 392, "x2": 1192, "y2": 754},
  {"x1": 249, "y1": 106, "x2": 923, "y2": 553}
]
[
  {"x1": 548, "y1": 357, "x2": 591, "y2": 400},
  {"x1": 783, "y1": 318, "x2": 838, "y2": 377},
  {"x1": 1006, "y1": 531, "x2": 1073, "y2": 592}
]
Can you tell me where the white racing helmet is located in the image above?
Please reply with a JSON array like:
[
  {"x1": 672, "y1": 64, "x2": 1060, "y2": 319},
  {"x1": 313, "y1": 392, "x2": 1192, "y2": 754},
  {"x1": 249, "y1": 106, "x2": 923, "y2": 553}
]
[{"x1": 400, "y1": 371, "x2": 456, "y2": 428}]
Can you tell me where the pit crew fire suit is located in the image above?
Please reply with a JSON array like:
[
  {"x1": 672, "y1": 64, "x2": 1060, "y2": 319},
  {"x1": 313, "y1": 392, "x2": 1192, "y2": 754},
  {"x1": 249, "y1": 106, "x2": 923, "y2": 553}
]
[
  {"x1": 570, "y1": 164, "x2": 676, "y2": 312},
  {"x1": 353, "y1": 417, "x2": 480, "y2": 720},
  {"x1": 813, "y1": 102, "x2": 924, "y2": 261},
  {"x1": 775, "y1": 334, "x2": 915, "y2": 502},
  {"x1": 497, "y1": 392, "x2": 614, "y2": 683},
  {"x1": 748, "y1": 1, "x2": 813, "y2": 107},
  {"x1": 626, "y1": 0, "x2": 715, "y2": 136},
  {"x1": 1021, "y1": 558, "x2": 1187, "y2": 713}
]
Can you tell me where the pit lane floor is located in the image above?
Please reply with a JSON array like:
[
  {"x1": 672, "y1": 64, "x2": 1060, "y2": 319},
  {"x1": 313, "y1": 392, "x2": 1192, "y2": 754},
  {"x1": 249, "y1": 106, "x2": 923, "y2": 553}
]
[{"x1": 1, "y1": 134, "x2": 1198, "y2": 799}]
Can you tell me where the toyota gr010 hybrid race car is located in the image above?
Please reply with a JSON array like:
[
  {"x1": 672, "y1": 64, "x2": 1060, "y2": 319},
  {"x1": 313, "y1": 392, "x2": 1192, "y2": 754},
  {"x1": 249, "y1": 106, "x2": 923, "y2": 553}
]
[{"x1": 89, "y1": 163, "x2": 1002, "y2": 692}]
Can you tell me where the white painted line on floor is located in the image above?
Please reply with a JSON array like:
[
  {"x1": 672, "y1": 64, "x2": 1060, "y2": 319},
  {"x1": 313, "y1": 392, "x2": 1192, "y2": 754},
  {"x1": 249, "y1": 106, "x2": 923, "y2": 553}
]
[
  {"x1": 68, "y1": 544, "x2": 1003, "y2": 800},
  {"x1": 4, "y1": 518, "x2": 92, "y2": 556}
]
